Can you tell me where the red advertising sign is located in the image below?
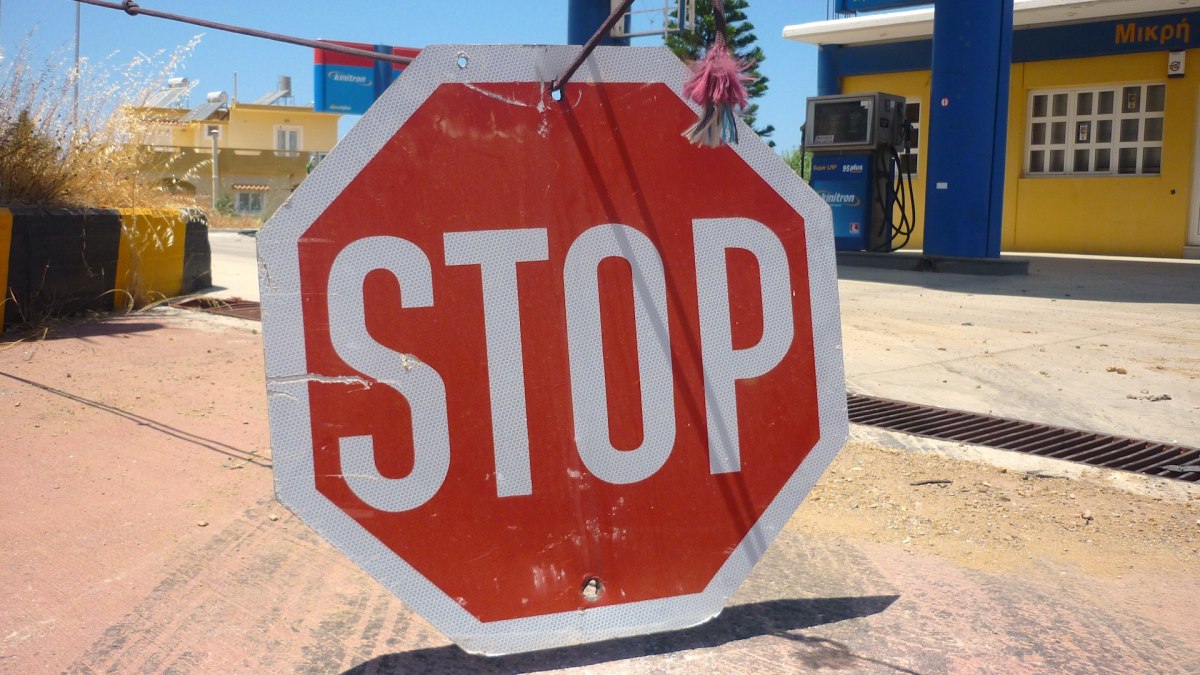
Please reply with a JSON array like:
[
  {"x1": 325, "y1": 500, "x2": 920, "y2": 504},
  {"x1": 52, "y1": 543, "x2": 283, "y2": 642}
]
[{"x1": 260, "y1": 45, "x2": 846, "y2": 655}]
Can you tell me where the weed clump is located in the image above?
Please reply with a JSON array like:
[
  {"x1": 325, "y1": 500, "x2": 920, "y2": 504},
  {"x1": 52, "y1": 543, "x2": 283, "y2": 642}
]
[{"x1": 0, "y1": 34, "x2": 201, "y2": 209}]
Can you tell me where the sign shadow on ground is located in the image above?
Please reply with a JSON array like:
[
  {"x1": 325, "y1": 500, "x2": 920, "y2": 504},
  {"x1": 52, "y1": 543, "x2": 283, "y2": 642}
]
[
  {"x1": 343, "y1": 595, "x2": 901, "y2": 674},
  {"x1": 3, "y1": 318, "x2": 166, "y2": 342}
]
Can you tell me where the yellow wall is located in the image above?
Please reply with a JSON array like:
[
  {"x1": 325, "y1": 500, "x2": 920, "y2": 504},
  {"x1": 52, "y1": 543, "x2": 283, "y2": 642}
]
[
  {"x1": 142, "y1": 104, "x2": 338, "y2": 153},
  {"x1": 841, "y1": 49, "x2": 1197, "y2": 258},
  {"x1": 842, "y1": 71, "x2": 931, "y2": 250},
  {"x1": 139, "y1": 102, "x2": 340, "y2": 219},
  {"x1": 225, "y1": 104, "x2": 339, "y2": 153},
  {"x1": 1013, "y1": 52, "x2": 1193, "y2": 256}
]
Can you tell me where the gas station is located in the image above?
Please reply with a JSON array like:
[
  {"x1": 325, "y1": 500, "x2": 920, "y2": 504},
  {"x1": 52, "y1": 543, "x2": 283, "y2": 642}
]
[{"x1": 787, "y1": 0, "x2": 1200, "y2": 260}]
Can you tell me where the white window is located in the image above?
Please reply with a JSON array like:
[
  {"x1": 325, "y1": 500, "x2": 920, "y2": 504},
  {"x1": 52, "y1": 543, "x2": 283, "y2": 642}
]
[
  {"x1": 1026, "y1": 83, "x2": 1165, "y2": 176},
  {"x1": 237, "y1": 192, "x2": 264, "y2": 214},
  {"x1": 275, "y1": 124, "x2": 302, "y2": 157}
]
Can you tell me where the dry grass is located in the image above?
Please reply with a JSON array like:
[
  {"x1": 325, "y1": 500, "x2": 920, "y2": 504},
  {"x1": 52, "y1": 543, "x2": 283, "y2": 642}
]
[
  {"x1": 0, "y1": 35, "x2": 222, "y2": 326},
  {"x1": 0, "y1": 34, "x2": 202, "y2": 210},
  {"x1": 204, "y1": 211, "x2": 261, "y2": 230}
]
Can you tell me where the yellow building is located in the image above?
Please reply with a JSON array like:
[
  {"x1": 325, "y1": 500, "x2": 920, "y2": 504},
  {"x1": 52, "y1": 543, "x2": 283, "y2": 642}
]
[
  {"x1": 137, "y1": 77, "x2": 340, "y2": 220},
  {"x1": 786, "y1": 0, "x2": 1200, "y2": 259}
]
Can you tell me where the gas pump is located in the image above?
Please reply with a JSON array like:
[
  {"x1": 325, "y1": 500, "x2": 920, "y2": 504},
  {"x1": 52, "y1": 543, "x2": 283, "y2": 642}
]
[{"x1": 804, "y1": 92, "x2": 915, "y2": 252}]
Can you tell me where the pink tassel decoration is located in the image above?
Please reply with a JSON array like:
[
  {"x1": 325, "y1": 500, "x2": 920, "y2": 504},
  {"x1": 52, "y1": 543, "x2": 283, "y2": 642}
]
[{"x1": 681, "y1": 9, "x2": 753, "y2": 147}]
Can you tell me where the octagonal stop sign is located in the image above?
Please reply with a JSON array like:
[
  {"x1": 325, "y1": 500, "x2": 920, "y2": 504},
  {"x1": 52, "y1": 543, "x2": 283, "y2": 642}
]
[{"x1": 258, "y1": 45, "x2": 846, "y2": 655}]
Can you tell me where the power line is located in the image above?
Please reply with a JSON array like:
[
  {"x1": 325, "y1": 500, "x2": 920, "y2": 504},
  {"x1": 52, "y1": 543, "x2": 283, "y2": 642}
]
[{"x1": 72, "y1": 0, "x2": 413, "y2": 65}]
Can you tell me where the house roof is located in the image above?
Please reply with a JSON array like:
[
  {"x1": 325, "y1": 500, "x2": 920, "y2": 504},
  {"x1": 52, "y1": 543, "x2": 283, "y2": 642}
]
[{"x1": 783, "y1": 0, "x2": 1200, "y2": 46}]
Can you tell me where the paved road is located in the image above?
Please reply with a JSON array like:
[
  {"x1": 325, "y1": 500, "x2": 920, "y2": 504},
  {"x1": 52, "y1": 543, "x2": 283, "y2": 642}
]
[
  {"x1": 837, "y1": 254, "x2": 1200, "y2": 447},
  {"x1": 207, "y1": 230, "x2": 260, "y2": 301}
]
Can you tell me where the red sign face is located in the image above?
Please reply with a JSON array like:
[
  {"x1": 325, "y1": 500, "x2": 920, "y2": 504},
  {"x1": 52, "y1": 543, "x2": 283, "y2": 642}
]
[{"x1": 260, "y1": 45, "x2": 845, "y2": 655}]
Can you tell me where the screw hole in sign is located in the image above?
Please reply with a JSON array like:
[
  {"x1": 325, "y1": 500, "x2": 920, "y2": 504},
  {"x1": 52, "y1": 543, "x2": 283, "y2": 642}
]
[
  {"x1": 581, "y1": 577, "x2": 603, "y2": 602},
  {"x1": 456, "y1": 53, "x2": 469, "y2": 69}
]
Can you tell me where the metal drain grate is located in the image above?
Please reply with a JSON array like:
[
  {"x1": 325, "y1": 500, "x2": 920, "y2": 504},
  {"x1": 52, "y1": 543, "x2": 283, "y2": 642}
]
[
  {"x1": 848, "y1": 394, "x2": 1200, "y2": 483},
  {"x1": 172, "y1": 297, "x2": 262, "y2": 322}
]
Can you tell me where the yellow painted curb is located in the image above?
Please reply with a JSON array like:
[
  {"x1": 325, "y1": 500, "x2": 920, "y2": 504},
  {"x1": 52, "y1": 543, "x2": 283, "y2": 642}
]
[{"x1": 115, "y1": 208, "x2": 187, "y2": 309}]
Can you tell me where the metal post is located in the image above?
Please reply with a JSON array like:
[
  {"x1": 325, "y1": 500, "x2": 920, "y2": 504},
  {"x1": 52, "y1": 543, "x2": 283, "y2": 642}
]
[
  {"x1": 73, "y1": 4, "x2": 80, "y2": 132},
  {"x1": 209, "y1": 128, "x2": 219, "y2": 213}
]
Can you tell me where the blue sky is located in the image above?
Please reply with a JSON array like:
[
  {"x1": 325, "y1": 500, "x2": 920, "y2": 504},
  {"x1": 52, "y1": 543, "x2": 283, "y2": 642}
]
[{"x1": 2, "y1": 1, "x2": 831, "y2": 152}]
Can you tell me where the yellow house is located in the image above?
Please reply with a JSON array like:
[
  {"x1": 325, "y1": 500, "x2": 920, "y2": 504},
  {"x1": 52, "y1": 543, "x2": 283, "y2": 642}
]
[
  {"x1": 136, "y1": 77, "x2": 341, "y2": 220},
  {"x1": 786, "y1": 0, "x2": 1200, "y2": 259}
]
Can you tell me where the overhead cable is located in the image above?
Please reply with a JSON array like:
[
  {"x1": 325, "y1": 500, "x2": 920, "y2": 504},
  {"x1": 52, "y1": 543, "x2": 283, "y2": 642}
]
[{"x1": 73, "y1": 0, "x2": 413, "y2": 65}]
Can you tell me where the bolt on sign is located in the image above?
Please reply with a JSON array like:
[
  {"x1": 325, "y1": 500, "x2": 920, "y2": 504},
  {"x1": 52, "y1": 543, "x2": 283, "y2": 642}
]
[{"x1": 258, "y1": 45, "x2": 847, "y2": 656}]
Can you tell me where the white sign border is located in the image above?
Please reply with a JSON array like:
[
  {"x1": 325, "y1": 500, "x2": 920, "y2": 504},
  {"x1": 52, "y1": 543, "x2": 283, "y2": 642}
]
[{"x1": 258, "y1": 44, "x2": 845, "y2": 656}]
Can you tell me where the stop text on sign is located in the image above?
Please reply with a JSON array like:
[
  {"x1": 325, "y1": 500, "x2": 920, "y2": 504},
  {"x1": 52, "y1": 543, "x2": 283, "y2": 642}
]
[{"x1": 328, "y1": 218, "x2": 794, "y2": 512}]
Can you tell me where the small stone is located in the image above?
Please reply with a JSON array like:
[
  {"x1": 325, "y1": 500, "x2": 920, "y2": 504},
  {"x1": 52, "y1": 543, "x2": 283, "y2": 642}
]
[
  {"x1": 196, "y1": 520, "x2": 209, "y2": 527},
  {"x1": 268, "y1": 514, "x2": 279, "y2": 522},
  {"x1": 1081, "y1": 510, "x2": 1094, "y2": 521}
]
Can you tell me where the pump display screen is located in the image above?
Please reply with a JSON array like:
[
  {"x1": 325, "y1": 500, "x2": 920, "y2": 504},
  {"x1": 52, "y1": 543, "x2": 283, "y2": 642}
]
[{"x1": 810, "y1": 99, "x2": 872, "y2": 147}]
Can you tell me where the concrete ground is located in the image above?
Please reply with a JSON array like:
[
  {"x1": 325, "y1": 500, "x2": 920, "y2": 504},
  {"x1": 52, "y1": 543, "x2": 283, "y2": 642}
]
[
  {"x1": 1, "y1": 239, "x2": 1197, "y2": 672},
  {"x1": 209, "y1": 229, "x2": 1200, "y2": 446},
  {"x1": 207, "y1": 230, "x2": 261, "y2": 303},
  {"x1": 838, "y1": 253, "x2": 1200, "y2": 447}
]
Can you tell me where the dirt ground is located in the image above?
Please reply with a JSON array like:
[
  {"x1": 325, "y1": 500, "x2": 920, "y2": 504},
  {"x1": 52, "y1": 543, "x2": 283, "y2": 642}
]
[
  {"x1": 2, "y1": 311, "x2": 1199, "y2": 672},
  {"x1": 790, "y1": 441, "x2": 1200, "y2": 580}
]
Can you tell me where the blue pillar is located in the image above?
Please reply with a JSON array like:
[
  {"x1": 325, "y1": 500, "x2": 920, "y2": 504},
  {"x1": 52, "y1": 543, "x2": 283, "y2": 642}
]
[
  {"x1": 568, "y1": 0, "x2": 630, "y2": 46},
  {"x1": 922, "y1": 0, "x2": 1013, "y2": 258},
  {"x1": 373, "y1": 45, "x2": 393, "y2": 101},
  {"x1": 816, "y1": 45, "x2": 841, "y2": 96}
]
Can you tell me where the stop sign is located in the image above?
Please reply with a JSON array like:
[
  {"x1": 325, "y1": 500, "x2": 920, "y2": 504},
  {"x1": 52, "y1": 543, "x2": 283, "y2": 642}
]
[{"x1": 258, "y1": 45, "x2": 846, "y2": 655}]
